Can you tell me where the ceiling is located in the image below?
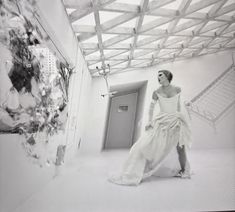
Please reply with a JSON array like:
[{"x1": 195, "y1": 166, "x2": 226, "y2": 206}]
[
  {"x1": 110, "y1": 80, "x2": 147, "y2": 94},
  {"x1": 63, "y1": 0, "x2": 235, "y2": 76}
]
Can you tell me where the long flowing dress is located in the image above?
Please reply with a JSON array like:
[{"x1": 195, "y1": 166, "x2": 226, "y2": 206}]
[{"x1": 108, "y1": 92, "x2": 191, "y2": 186}]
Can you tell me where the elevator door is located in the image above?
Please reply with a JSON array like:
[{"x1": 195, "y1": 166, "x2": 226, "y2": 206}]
[{"x1": 105, "y1": 92, "x2": 138, "y2": 149}]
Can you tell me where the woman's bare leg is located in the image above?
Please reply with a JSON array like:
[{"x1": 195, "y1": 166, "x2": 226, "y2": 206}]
[{"x1": 176, "y1": 144, "x2": 187, "y2": 172}]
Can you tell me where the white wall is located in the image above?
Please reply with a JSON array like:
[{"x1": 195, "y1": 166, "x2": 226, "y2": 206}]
[
  {"x1": 0, "y1": 0, "x2": 92, "y2": 211},
  {"x1": 133, "y1": 83, "x2": 148, "y2": 143},
  {"x1": 82, "y1": 78, "x2": 110, "y2": 153},
  {"x1": 84, "y1": 50, "x2": 235, "y2": 153}
]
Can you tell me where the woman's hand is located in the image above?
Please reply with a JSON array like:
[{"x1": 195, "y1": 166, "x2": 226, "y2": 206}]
[{"x1": 145, "y1": 123, "x2": 153, "y2": 131}]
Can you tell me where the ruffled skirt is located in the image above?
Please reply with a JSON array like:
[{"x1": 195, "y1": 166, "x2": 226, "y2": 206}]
[{"x1": 108, "y1": 112, "x2": 191, "y2": 186}]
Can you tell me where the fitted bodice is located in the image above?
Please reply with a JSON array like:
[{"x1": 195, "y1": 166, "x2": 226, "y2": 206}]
[{"x1": 158, "y1": 93, "x2": 180, "y2": 113}]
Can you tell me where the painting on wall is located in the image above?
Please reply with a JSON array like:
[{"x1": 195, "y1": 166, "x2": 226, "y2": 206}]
[{"x1": 0, "y1": 0, "x2": 72, "y2": 166}]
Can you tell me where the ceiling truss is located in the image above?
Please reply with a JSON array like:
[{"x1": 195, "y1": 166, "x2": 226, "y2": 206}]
[{"x1": 63, "y1": 0, "x2": 235, "y2": 76}]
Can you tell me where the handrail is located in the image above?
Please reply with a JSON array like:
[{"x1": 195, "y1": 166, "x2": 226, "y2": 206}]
[
  {"x1": 186, "y1": 57, "x2": 235, "y2": 128},
  {"x1": 191, "y1": 64, "x2": 234, "y2": 103}
]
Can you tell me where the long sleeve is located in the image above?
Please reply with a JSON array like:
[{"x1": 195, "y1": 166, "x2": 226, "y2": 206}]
[
  {"x1": 148, "y1": 101, "x2": 156, "y2": 123},
  {"x1": 148, "y1": 91, "x2": 158, "y2": 123},
  {"x1": 177, "y1": 94, "x2": 181, "y2": 112}
]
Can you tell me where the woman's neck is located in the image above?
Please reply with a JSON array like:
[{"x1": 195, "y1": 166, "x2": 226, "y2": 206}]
[{"x1": 162, "y1": 82, "x2": 170, "y2": 88}]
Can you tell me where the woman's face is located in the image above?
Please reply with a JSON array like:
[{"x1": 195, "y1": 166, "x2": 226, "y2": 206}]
[{"x1": 158, "y1": 72, "x2": 169, "y2": 84}]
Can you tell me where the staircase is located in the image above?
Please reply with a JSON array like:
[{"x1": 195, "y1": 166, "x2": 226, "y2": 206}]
[{"x1": 186, "y1": 56, "x2": 235, "y2": 128}]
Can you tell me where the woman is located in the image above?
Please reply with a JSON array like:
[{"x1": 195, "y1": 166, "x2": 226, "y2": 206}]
[{"x1": 108, "y1": 70, "x2": 191, "y2": 186}]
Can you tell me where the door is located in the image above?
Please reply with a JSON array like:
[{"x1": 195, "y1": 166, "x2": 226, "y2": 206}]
[{"x1": 105, "y1": 92, "x2": 138, "y2": 149}]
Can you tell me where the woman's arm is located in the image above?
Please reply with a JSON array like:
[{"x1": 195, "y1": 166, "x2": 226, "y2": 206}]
[
  {"x1": 148, "y1": 91, "x2": 158, "y2": 122},
  {"x1": 145, "y1": 91, "x2": 159, "y2": 131},
  {"x1": 176, "y1": 86, "x2": 181, "y2": 112}
]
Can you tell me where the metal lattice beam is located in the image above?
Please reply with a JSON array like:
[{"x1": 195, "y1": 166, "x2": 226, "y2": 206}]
[{"x1": 62, "y1": 0, "x2": 235, "y2": 75}]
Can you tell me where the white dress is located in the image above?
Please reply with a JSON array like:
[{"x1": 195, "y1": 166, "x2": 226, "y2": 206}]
[{"x1": 108, "y1": 92, "x2": 191, "y2": 186}]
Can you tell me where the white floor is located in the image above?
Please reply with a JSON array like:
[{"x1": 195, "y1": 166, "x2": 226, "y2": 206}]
[{"x1": 14, "y1": 149, "x2": 235, "y2": 212}]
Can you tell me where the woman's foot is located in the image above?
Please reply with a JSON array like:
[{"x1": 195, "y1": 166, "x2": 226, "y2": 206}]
[{"x1": 175, "y1": 169, "x2": 191, "y2": 179}]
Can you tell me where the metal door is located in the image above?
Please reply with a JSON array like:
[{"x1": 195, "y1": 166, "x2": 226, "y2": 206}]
[{"x1": 105, "y1": 92, "x2": 138, "y2": 149}]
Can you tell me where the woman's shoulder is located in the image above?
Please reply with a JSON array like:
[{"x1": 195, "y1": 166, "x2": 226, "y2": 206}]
[
  {"x1": 172, "y1": 85, "x2": 181, "y2": 93},
  {"x1": 152, "y1": 89, "x2": 159, "y2": 100},
  {"x1": 153, "y1": 88, "x2": 163, "y2": 96}
]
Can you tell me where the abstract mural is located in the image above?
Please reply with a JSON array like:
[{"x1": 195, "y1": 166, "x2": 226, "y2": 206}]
[{"x1": 0, "y1": 0, "x2": 72, "y2": 166}]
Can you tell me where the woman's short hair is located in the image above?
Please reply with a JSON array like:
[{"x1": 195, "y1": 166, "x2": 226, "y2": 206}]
[{"x1": 158, "y1": 70, "x2": 173, "y2": 82}]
